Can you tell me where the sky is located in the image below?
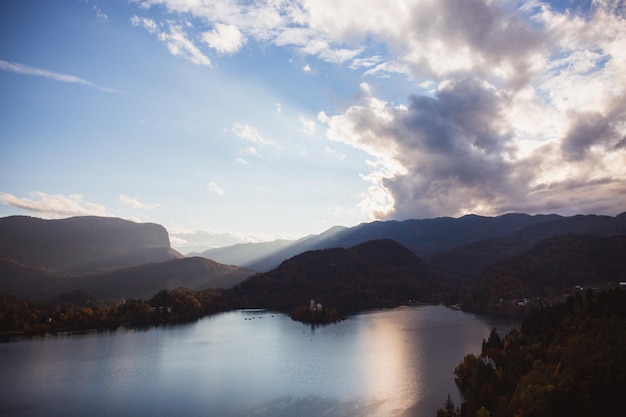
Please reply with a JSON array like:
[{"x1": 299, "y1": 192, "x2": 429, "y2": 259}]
[{"x1": 1, "y1": 0, "x2": 625, "y2": 254}]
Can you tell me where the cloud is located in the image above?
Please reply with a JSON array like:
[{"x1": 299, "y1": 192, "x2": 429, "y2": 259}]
[
  {"x1": 132, "y1": 1, "x2": 626, "y2": 219},
  {"x1": 132, "y1": 0, "x2": 363, "y2": 66},
  {"x1": 207, "y1": 182, "x2": 225, "y2": 195},
  {"x1": 0, "y1": 59, "x2": 117, "y2": 92},
  {"x1": 242, "y1": 146, "x2": 258, "y2": 155},
  {"x1": 299, "y1": 115, "x2": 316, "y2": 134},
  {"x1": 131, "y1": 15, "x2": 211, "y2": 66},
  {"x1": 130, "y1": 15, "x2": 157, "y2": 32},
  {"x1": 93, "y1": 5, "x2": 108, "y2": 21},
  {"x1": 129, "y1": 1, "x2": 622, "y2": 93},
  {"x1": 319, "y1": 73, "x2": 626, "y2": 219},
  {"x1": 231, "y1": 123, "x2": 278, "y2": 147},
  {"x1": 299, "y1": 39, "x2": 361, "y2": 63},
  {"x1": 349, "y1": 56, "x2": 383, "y2": 70},
  {"x1": 561, "y1": 108, "x2": 626, "y2": 161},
  {"x1": 119, "y1": 194, "x2": 160, "y2": 210},
  {"x1": 0, "y1": 191, "x2": 111, "y2": 218},
  {"x1": 201, "y1": 23, "x2": 244, "y2": 54}
]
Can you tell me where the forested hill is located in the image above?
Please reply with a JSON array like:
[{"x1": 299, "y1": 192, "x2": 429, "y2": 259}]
[
  {"x1": 69, "y1": 257, "x2": 255, "y2": 301},
  {"x1": 230, "y1": 239, "x2": 436, "y2": 312},
  {"x1": 451, "y1": 288, "x2": 626, "y2": 417},
  {"x1": 428, "y1": 212, "x2": 626, "y2": 282},
  {"x1": 457, "y1": 234, "x2": 626, "y2": 316}
]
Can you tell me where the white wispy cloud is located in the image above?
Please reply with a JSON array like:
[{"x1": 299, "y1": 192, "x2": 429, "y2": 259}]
[
  {"x1": 231, "y1": 123, "x2": 278, "y2": 147},
  {"x1": 0, "y1": 191, "x2": 111, "y2": 218},
  {"x1": 119, "y1": 194, "x2": 160, "y2": 210},
  {"x1": 207, "y1": 181, "x2": 225, "y2": 195},
  {"x1": 242, "y1": 146, "x2": 258, "y2": 155},
  {"x1": 0, "y1": 59, "x2": 117, "y2": 92},
  {"x1": 93, "y1": 5, "x2": 108, "y2": 21},
  {"x1": 131, "y1": 15, "x2": 211, "y2": 67},
  {"x1": 349, "y1": 56, "x2": 383, "y2": 70},
  {"x1": 132, "y1": 0, "x2": 365, "y2": 66},
  {"x1": 299, "y1": 115, "x2": 316, "y2": 134}
]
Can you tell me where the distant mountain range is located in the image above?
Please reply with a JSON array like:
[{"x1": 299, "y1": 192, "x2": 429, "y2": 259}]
[
  {"x1": 2, "y1": 212, "x2": 625, "y2": 316},
  {"x1": 195, "y1": 212, "x2": 626, "y2": 273},
  {"x1": 428, "y1": 212, "x2": 626, "y2": 282}
]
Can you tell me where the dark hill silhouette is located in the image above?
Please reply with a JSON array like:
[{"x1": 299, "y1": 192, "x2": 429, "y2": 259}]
[
  {"x1": 0, "y1": 215, "x2": 182, "y2": 275},
  {"x1": 0, "y1": 258, "x2": 69, "y2": 300},
  {"x1": 48, "y1": 289, "x2": 103, "y2": 309},
  {"x1": 0, "y1": 256, "x2": 255, "y2": 301},
  {"x1": 427, "y1": 213, "x2": 626, "y2": 282},
  {"x1": 460, "y1": 234, "x2": 626, "y2": 315},
  {"x1": 230, "y1": 239, "x2": 435, "y2": 312},
  {"x1": 487, "y1": 234, "x2": 626, "y2": 290},
  {"x1": 71, "y1": 257, "x2": 255, "y2": 301}
]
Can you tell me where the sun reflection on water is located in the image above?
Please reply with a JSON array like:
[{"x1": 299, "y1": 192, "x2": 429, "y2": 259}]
[{"x1": 357, "y1": 309, "x2": 422, "y2": 416}]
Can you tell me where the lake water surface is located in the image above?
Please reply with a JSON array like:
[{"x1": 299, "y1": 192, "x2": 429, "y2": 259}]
[{"x1": 0, "y1": 305, "x2": 519, "y2": 417}]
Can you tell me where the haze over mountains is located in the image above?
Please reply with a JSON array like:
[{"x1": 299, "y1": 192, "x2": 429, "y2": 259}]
[
  {"x1": 195, "y1": 212, "x2": 626, "y2": 273},
  {"x1": 1, "y1": 212, "x2": 625, "y2": 314}
]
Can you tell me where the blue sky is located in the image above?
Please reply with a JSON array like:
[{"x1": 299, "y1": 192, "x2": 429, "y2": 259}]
[{"x1": 1, "y1": 0, "x2": 625, "y2": 253}]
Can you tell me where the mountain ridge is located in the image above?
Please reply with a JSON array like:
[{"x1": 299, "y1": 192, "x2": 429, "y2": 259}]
[
  {"x1": 196, "y1": 213, "x2": 564, "y2": 271},
  {"x1": 427, "y1": 213, "x2": 626, "y2": 282},
  {"x1": 0, "y1": 215, "x2": 181, "y2": 275}
]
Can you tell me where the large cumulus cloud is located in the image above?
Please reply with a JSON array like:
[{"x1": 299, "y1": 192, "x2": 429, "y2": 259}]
[
  {"x1": 320, "y1": 79, "x2": 528, "y2": 218},
  {"x1": 320, "y1": 70, "x2": 626, "y2": 219}
]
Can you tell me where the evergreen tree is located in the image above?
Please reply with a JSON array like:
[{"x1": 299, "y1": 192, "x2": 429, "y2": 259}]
[{"x1": 436, "y1": 395, "x2": 460, "y2": 417}]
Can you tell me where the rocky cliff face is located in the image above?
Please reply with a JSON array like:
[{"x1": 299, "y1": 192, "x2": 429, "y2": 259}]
[{"x1": 0, "y1": 216, "x2": 179, "y2": 275}]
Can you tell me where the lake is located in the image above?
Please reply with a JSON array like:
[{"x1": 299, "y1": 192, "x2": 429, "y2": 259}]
[{"x1": 0, "y1": 305, "x2": 519, "y2": 417}]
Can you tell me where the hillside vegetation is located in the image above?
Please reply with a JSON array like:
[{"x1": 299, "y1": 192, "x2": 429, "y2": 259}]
[
  {"x1": 457, "y1": 235, "x2": 626, "y2": 316},
  {"x1": 449, "y1": 288, "x2": 626, "y2": 417},
  {"x1": 0, "y1": 287, "x2": 229, "y2": 337},
  {"x1": 230, "y1": 239, "x2": 436, "y2": 312}
]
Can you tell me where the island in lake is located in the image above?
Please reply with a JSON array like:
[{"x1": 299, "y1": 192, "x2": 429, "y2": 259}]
[{"x1": 290, "y1": 299, "x2": 343, "y2": 324}]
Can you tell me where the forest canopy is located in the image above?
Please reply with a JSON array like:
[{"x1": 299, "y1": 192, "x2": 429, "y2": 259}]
[{"x1": 450, "y1": 288, "x2": 626, "y2": 417}]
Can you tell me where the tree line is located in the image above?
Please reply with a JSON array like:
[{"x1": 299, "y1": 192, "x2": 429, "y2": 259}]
[{"x1": 0, "y1": 287, "x2": 229, "y2": 338}]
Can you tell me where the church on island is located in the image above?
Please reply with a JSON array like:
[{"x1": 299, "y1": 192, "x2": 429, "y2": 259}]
[{"x1": 309, "y1": 299, "x2": 323, "y2": 312}]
